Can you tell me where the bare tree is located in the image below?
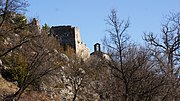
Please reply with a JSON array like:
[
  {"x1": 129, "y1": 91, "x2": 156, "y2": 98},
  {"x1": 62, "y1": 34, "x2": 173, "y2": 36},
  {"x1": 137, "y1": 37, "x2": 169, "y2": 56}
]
[
  {"x1": 103, "y1": 9, "x2": 130, "y2": 62},
  {"x1": 63, "y1": 57, "x2": 89, "y2": 101},
  {"x1": 103, "y1": 9, "x2": 130, "y2": 100},
  {"x1": 85, "y1": 57, "x2": 112, "y2": 101},
  {"x1": 103, "y1": 9, "x2": 166, "y2": 101},
  {"x1": 0, "y1": 11, "x2": 30, "y2": 58},
  {"x1": 0, "y1": 0, "x2": 29, "y2": 27},
  {"x1": 2, "y1": 25, "x2": 64, "y2": 100},
  {"x1": 144, "y1": 12, "x2": 180, "y2": 100}
]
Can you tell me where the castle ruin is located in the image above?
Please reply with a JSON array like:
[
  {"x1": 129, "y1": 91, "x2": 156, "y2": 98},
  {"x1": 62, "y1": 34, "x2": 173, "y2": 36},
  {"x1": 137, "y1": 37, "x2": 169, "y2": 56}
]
[{"x1": 50, "y1": 26, "x2": 90, "y2": 60}]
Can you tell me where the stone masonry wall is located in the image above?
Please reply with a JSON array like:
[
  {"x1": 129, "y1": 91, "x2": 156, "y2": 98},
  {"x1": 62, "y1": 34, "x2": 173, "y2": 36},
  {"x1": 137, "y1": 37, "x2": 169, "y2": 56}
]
[{"x1": 50, "y1": 26, "x2": 90, "y2": 60}]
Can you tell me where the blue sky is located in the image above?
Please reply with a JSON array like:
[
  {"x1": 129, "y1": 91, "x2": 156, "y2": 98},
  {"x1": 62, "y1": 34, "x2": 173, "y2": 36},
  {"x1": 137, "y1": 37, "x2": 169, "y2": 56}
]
[{"x1": 25, "y1": 0, "x2": 180, "y2": 52}]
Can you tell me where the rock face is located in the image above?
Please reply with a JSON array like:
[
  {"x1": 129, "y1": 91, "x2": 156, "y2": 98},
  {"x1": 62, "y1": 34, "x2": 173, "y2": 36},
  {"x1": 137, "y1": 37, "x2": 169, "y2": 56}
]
[
  {"x1": 50, "y1": 26, "x2": 90, "y2": 60},
  {"x1": 0, "y1": 72, "x2": 66, "y2": 101},
  {"x1": 36, "y1": 67, "x2": 73, "y2": 101},
  {"x1": 0, "y1": 74, "x2": 19, "y2": 100},
  {"x1": 0, "y1": 60, "x2": 18, "y2": 100}
]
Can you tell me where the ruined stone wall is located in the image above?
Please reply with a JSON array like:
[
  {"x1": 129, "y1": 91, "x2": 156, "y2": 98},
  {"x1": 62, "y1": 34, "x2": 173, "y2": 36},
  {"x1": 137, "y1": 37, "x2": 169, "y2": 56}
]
[
  {"x1": 50, "y1": 26, "x2": 90, "y2": 60},
  {"x1": 50, "y1": 26, "x2": 76, "y2": 50},
  {"x1": 76, "y1": 41, "x2": 90, "y2": 60},
  {"x1": 74, "y1": 27, "x2": 90, "y2": 60}
]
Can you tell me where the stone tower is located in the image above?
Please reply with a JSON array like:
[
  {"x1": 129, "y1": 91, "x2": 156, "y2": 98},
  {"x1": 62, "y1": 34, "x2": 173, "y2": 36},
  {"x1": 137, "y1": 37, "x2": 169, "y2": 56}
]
[{"x1": 50, "y1": 26, "x2": 90, "y2": 60}]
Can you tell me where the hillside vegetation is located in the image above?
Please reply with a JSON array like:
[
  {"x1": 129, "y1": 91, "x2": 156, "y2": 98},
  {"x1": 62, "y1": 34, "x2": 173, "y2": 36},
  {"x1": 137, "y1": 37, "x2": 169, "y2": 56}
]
[{"x1": 0, "y1": 0, "x2": 179, "y2": 101}]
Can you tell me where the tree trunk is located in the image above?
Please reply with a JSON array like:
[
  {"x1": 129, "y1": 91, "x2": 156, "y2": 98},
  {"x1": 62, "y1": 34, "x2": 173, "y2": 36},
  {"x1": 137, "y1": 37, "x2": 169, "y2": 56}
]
[{"x1": 72, "y1": 92, "x2": 77, "y2": 101}]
